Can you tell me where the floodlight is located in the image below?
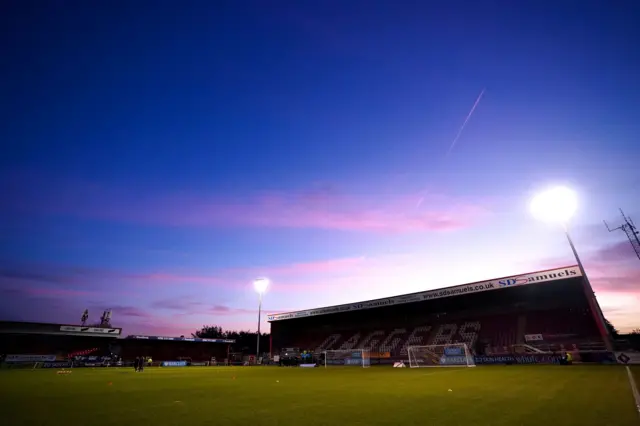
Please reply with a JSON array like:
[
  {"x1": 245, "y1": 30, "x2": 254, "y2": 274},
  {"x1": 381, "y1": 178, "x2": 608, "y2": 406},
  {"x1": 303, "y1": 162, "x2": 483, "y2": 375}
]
[
  {"x1": 254, "y1": 277, "x2": 269, "y2": 294},
  {"x1": 527, "y1": 185, "x2": 613, "y2": 352},
  {"x1": 530, "y1": 186, "x2": 577, "y2": 224}
]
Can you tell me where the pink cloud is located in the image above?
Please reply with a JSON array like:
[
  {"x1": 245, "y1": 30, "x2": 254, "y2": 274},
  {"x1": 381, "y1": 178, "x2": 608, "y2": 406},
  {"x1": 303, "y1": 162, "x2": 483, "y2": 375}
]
[
  {"x1": 256, "y1": 256, "x2": 366, "y2": 276},
  {"x1": 591, "y1": 241, "x2": 639, "y2": 263},
  {"x1": 531, "y1": 241, "x2": 640, "y2": 294},
  {"x1": 112, "y1": 304, "x2": 289, "y2": 336},
  {"x1": 108, "y1": 305, "x2": 154, "y2": 319},
  {"x1": 3, "y1": 174, "x2": 490, "y2": 233},
  {"x1": 135, "y1": 272, "x2": 223, "y2": 285},
  {"x1": 585, "y1": 261, "x2": 640, "y2": 294},
  {"x1": 531, "y1": 242, "x2": 640, "y2": 332}
]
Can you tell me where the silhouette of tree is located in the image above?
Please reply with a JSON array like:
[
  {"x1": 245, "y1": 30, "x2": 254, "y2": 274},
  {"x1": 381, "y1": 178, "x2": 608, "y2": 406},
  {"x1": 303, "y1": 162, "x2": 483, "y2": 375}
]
[
  {"x1": 604, "y1": 318, "x2": 619, "y2": 337},
  {"x1": 192, "y1": 325, "x2": 224, "y2": 339},
  {"x1": 192, "y1": 325, "x2": 269, "y2": 354}
]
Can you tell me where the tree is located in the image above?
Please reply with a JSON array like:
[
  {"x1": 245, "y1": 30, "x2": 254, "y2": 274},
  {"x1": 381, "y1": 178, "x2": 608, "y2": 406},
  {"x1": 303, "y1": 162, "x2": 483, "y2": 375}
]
[
  {"x1": 604, "y1": 318, "x2": 619, "y2": 338},
  {"x1": 192, "y1": 325, "x2": 270, "y2": 354},
  {"x1": 631, "y1": 328, "x2": 640, "y2": 335},
  {"x1": 192, "y1": 325, "x2": 225, "y2": 339}
]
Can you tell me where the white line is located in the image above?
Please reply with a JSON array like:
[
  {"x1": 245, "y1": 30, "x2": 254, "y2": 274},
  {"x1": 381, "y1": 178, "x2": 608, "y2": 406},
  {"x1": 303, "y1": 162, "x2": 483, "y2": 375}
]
[
  {"x1": 445, "y1": 88, "x2": 485, "y2": 158},
  {"x1": 626, "y1": 366, "x2": 640, "y2": 419}
]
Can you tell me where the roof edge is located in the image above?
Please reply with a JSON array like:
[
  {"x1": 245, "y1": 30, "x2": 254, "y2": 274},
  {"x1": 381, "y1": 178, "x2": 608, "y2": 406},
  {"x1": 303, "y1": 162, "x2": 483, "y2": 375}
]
[{"x1": 268, "y1": 265, "x2": 581, "y2": 322}]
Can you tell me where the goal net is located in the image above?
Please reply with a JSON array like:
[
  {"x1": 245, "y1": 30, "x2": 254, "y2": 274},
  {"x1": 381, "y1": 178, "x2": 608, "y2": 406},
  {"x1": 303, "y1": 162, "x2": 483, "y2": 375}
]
[
  {"x1": 323, "y1": 349, "x2": 371, "y2": 368},
  {"x1": 407, "y1": 343, "x2": 475, "y2": 368}
]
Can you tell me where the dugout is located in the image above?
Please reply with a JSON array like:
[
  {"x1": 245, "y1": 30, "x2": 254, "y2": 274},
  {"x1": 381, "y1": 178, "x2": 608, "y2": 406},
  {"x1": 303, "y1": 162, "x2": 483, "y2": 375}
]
[{"x1": 269, "y1": 266, "x2": 610, "y2": 358}]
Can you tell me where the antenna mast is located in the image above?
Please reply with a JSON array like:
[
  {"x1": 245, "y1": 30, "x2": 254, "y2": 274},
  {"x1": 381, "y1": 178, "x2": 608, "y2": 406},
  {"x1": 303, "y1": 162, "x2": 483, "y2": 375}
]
[{"x1": 603, "y1": 209, "x2": 640, "y2": 261}]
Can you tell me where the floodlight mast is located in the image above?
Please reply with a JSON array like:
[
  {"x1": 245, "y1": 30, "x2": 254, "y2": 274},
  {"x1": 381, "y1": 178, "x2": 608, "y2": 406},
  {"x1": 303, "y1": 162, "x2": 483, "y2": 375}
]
[
  {"x1": 253, "y1": 278, "x2": 270, "y2": 361},
  {"x1": 530, "y1": 187, "x2": 613, "y2": 352},
  {"x1": 604, "y1": 209, "x2": 640, "y2": 261}
]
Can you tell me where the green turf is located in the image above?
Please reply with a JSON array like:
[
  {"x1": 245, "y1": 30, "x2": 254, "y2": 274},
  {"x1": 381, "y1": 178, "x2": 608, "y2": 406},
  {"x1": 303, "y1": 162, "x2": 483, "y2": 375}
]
[
  {"x1": 633, "y1": 365, "x2": 640, "y2": 384},
  {"x1": 1, "y1": 365, "x2": 638, "y2": 426}
]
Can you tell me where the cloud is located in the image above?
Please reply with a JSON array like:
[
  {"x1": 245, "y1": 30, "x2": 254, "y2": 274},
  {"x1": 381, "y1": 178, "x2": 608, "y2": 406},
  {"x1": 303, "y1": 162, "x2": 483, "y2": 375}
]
[
  {"x1": 108, "y1": 305, "x2": 152, "y2": 318},
  {"x1": 529, "y1": 241, "x2": 640, "y2": 331},
  {"x1": 0, "y1": 262, "x2": 225, "y2": 294},
  {"x1": 130, "y1": 272, "x2": 223, "y2": 286},
  {"x1": 0, "y1": 274, "x2": 283, "y2": 335},
  {"x1": 25, "y1": 288, "x2": 95, "y2": 297},
  {"x1": 0, "y1": 286, "x2": 85, "y2": 324},
  {"x1": 592, "y1": 241, "x2": 639, "y2": 262},
  {"x1": 0, "y1": 268, "x2": 73, "y2": 285},
  {"x1": 531, "y1": 240, "x2": 640, "y2": 293},
  {"x1": 209, "y1": 305, "x2": 255, "y2": 316},
  {"x1": 266, "y1": 256, "x2": 366, "y2": 276},
  {"x1": 0, "y1": 256, "x2": 356, "y2": 294},
  {"x1": 152, "y1": 297, "x2": 288, "y2": 318},
  {"x1": 582, "y1": 243, "x2": 640, "y2": 295},
  {"x1": 2, "y1": 174, "x2": 490, "y2": 233}
]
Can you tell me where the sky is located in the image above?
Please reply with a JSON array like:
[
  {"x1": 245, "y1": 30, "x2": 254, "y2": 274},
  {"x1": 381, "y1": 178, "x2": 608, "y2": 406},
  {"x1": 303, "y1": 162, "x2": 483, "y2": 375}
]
[{"x1": 1, "y1": 1, "x2": 639, "y2": 336}]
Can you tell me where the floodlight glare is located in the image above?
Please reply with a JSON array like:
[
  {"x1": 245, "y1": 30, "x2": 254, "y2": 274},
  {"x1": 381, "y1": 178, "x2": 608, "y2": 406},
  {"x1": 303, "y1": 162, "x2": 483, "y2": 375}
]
[
  {"x1": 530, "y1": 186, "x2": 578, "y2": 224},
  {"x1": 253, "y1": 277, "x2": 270, "y2": 358},
  {"x1": 253, "y1": 277, "x2": 269, "y2": 294},
  {"x1": 526, "y1": 185, "x2": 613, "y2": 352}
]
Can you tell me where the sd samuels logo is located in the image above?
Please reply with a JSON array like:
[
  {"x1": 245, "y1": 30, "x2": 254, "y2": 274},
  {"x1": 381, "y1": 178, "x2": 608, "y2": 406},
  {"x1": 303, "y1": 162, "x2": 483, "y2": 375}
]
[
  {"x1": 268, "y1": 266, "x2": 581, "y2": 321},
  {"x1": 497, "y1": 277, "x2": 529, "y2": 287},
  {"x1": 498, "y1": 268, "x2": 578, "y2": 287}
]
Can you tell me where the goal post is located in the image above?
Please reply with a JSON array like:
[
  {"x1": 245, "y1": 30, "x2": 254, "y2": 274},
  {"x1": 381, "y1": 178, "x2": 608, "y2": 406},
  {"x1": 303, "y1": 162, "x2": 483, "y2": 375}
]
[
  {"x1": 323, "y1": 349, "x2": 371, "y2": 368},
  {"x1": 407, "y1": 343, "x2": 476, "y2": 368}
]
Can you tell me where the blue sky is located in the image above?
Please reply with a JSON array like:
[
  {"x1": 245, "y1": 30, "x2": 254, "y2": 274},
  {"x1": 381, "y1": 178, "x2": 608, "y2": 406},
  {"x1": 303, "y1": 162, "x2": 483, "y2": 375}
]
[{"x1": 1, "y1": 1, "x2": 639, "y2": 335}]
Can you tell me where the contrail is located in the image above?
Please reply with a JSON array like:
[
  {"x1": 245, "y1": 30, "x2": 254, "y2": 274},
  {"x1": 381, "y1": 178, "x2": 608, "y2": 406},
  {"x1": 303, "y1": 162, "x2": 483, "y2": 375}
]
[
  {"x1": 445, "y1": 88, "x2": 485, "y2": 158},
  {"x1": 416, "y1": 88, "x2": 486, "y2": 210}
]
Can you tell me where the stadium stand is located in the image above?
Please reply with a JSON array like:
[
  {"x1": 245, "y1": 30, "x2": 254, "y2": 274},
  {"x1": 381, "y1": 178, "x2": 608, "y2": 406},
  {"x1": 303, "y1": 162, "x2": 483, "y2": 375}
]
[
  {"x1": 0, "y1": 321, "x2": 234, "y2": 368},
  {"x1": 0, "y1": 322, "x2": 120, "y2": 361},
  {"x1": 270, "y1": 266, "x2": 609, "y2": 363}
]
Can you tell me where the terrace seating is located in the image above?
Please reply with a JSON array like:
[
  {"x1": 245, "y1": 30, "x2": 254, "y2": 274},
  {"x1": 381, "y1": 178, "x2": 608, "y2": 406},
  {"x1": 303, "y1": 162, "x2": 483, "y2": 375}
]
[
  {"x1": 68, "y1": 347, "x2": 100, "y2": 358},
  {"x1": 276, "y1": 306, "x2": 603, "y2": 358},
  {"x1": 476, "y1": 315, "x2": 519, "y2": 349},
  {"x1": 399, "y1": 326, "x2": 431, "y2": 355},
  {"x1": 315, "y1": 334, "x2": 342, "y2": 352},
  {"x1": 524, "y1": 308, "x2": 602, "y2": 350}
]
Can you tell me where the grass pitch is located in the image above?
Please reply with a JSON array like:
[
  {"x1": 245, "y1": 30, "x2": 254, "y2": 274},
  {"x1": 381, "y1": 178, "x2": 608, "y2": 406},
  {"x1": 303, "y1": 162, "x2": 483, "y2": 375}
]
[{"x1": 2, "y1": 365, "x2": 639, "y2": 426}]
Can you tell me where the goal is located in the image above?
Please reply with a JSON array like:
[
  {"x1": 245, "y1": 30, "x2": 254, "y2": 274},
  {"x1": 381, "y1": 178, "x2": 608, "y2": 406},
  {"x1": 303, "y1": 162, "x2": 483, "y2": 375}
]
[
  {"x1": 323, "y1": 349, "x2": 371, "y2": 368},
  {"x1": 407, "y1": 343, "x2": 475, "y2": 368}
]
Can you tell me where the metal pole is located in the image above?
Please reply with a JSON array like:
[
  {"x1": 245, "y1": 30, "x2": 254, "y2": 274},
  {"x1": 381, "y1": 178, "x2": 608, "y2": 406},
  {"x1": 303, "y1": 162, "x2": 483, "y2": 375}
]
[
  {"x1": 256, "y1": 292, "x2": 262, "y2": 360},
  {"x1": 563, "y1": 224, "x2": 613, "y2": 352}
]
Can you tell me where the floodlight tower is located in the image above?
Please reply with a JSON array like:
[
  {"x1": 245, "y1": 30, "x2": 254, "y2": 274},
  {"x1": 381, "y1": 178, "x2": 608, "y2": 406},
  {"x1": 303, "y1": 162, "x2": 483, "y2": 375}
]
[
  {"x1": 253, "y1": 278, "x2": 270, "y2": 360},
  {"x1": 530, "y1": 186, "x2": 613, "y2": 351},
  {"x1": 604, "y1": 209, "x2": 640, "y2": 261}
]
